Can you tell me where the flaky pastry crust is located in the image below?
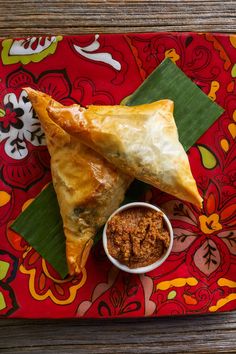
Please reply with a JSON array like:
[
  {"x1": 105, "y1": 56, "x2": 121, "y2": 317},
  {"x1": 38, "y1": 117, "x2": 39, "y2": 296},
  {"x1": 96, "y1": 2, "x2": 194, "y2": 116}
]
[
  {"x1": 48, "y1": 99, "x2": 203, "y2": 208},
  {"x1": 26, "y1": 88, "x2": 131, "y2": 275}
]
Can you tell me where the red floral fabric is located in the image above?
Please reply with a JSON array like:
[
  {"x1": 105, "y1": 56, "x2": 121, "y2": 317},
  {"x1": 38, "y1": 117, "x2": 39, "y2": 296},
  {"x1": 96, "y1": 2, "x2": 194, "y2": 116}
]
[{"x1": 0, "y1": 32, "x2": 236, "y2": 318}]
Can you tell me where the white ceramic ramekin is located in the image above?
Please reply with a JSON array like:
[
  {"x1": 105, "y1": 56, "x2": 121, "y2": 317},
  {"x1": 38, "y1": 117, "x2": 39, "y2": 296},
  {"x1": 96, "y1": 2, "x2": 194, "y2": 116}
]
[{"x1": 103, "y1": 202, "x2": 173, "y2": 274}]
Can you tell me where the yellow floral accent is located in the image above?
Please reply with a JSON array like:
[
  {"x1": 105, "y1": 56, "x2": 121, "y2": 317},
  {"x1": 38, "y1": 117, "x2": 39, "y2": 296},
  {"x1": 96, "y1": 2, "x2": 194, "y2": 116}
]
[
  {"x1": 165, "y1": 48, "x2": 180, "y2": 64},
  {"x1": 20, "y1": 249, "x2": 87, "y2": 305},
  {"x1": 218, "y1": 278, "x2": 236, "y2": 288},
  {"x1": 233, "y1": 110, "x2": 236, "y2": 122},
  {"x1": 22, "y1": 198, "x2": 34, "y2": 212},
  {"x1": 156, "y1": 277, "x2": 198, "y2": 291},
  {"x1": 220, "y1": 138, "x2": 229, "y2": 152},
  {"x1": 199, "y1": 214, "x2": 222, "y2": 234},
  {"x1": 0, "y1": 191, "x2": 11, "y2": 207},
  {"x1": 208, "y1": 81, "x2": 219, "y2": 101},
  {"x1": 209, "y1": 294, "x2": 236, "y2": 312},
  {"x1": 20, "y1": 263, "x2": 87, "y2": 305},
  {"x1": 230, "y1": 35, "x2": 236, "y2": 49},
  {"x1": 228, "y1": 123, "x2": 236, "y2": 139},
  {"x1": 209, "y1": 278, "x2": 236, "y2": 311}
]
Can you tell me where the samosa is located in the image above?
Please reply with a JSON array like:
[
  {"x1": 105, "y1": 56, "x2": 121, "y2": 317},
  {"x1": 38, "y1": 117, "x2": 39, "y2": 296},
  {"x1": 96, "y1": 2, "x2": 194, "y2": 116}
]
[
  {"x1": 25, "y1": 88, "x2": 131, "y2": 276},
  {"x1": 47, "y1": 99, "x2": 203, "y2": 208}
]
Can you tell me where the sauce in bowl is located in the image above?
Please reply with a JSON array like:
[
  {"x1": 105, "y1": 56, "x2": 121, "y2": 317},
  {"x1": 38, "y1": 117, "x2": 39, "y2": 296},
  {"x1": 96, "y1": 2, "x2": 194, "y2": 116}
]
[{"x1": 103, "y1": 202, "x2": 173, "y2": 274}]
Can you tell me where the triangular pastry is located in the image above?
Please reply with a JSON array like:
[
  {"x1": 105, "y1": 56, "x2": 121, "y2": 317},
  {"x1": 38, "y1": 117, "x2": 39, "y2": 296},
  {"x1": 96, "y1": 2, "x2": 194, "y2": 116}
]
[
  {"x1": 25, "y1": 88, "x2": 131, "y2": 275},
  {"x1": 47, "y1": 99, "x2": 202, "y2": 208}
]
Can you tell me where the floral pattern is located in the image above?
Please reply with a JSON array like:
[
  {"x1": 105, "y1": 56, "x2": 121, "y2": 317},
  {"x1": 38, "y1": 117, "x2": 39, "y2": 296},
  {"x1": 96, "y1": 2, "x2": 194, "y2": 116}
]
[
  {"x1": 159, "y1": 181, "x2": 235, "y2": 283},
  {"x1": 0, "y1": 32, "x2": 236, "y2": 318},
  {"x1": 69, "y1": 34, "x2": 129, "y2": 86},
  {"x1": 20, "y1": 247, "x2": 87, "y2": 305},
  {"x1": 0, "y1": 67, "x2": 75, "y2": 190},
  {"x1": 125, "y1": 33, "x2": 231, "y2": 99},
  {"x1": 1, "y1": 36, "x2": 62, "y2": 65},
  {"x1": 0, "y1": 99, "x2": 24, "y2": 133},
  {"x1": 0, "y1": 250, "x2": 18, "y2": 317},
  {"x1": 0, "y1": 90, "x2": 44, "y2": 159}
]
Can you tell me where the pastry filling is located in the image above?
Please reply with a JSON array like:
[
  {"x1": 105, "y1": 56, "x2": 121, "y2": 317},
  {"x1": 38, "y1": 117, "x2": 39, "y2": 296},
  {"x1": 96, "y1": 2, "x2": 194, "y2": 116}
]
[{"x1": 106, "y1": 207, "x2": 170, "y2": 268}]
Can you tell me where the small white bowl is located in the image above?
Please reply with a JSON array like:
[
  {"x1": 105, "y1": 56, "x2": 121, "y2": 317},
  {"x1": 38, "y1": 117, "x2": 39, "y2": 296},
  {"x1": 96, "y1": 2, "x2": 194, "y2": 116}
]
[{"x1": 103, "y1": 202, "x2": 173, "y2": 274}]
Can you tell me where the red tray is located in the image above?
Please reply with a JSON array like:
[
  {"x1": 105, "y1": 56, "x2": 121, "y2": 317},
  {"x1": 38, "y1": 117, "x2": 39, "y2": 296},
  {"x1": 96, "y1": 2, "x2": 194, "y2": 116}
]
[{"x1": 1, "y1": 32, "x2": 236, "y2": 318}]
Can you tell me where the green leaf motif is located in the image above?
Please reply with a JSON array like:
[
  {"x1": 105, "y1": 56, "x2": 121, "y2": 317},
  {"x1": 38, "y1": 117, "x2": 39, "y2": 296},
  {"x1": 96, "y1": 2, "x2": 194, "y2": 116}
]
[
  {"x1": 0, "y1": 109, "x2": 5, "y2": 117},
  {"x1": 1, "y1": 36, "x2": 63, "y2": 65},
  {"x1": 197, "y1": 145, "x2": 218, "y2": 169},
  {"x1": 0, "y1": 260, "x2": 10, "y2": 280},
  {"x1": 0, "y1": 292, "x2": 6, "y2": 311},
  {"x1": 167, "y1": 290, "x2": 177, "y2": 300},
  {"x1": 231, "y1": 63, "x2": 236, "y2": 78}
]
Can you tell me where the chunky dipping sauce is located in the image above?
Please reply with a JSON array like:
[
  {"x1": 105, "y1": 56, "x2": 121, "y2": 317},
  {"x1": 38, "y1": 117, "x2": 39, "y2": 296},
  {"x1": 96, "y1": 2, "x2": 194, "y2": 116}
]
[{"x1": 106, "y1": 207, "x2": 170, "y2": 268}]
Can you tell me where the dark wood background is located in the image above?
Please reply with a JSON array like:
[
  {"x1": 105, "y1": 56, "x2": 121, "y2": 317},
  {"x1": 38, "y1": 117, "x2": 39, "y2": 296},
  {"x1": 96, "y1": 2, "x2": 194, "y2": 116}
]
[
  {"x1": 1, "y1": 0, "x2": 236, "y2": 37},
  {"x1": 1, "y1": 1, "x2": 236, "y2": 353}
]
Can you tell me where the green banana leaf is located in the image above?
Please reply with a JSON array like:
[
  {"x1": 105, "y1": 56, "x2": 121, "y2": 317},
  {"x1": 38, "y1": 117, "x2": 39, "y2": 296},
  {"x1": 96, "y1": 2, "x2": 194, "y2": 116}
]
[
  {"x1": 11, "y1": 58, "x2": 224, "y2": 278},
  {"x1": 125, "y1": 58, "x2": 224, "y2": 151},
  {"x1": 12, "y1": 183, "x2": 68, "y2": 278}
]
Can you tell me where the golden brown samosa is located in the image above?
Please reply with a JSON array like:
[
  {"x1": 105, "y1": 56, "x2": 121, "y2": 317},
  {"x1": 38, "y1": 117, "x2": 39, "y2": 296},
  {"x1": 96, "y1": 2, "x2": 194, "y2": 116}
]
[
  {"x1": 25, "y1": 88, "x2": 131, "y2": 276},
  {"x1": 47, "y1": 100, "x2": 202, "y2": 208}
]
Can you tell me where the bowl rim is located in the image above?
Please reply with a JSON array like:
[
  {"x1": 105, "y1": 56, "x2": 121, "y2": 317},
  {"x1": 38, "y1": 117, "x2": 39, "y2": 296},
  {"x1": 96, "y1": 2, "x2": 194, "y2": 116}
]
[{"x1": 102, "y1": 201, "x2": 174, "y2": 274}]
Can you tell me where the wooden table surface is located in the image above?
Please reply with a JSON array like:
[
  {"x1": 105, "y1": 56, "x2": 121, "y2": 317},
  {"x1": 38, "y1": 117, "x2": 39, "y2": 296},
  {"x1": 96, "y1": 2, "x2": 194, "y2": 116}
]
[{"x1": 1, "y1": 1, "x2": 236, "y2": 353}]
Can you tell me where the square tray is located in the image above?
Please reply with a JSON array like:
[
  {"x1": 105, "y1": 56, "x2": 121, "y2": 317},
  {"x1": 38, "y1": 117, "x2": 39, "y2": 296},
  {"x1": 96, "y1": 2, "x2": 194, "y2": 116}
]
[{"x1": 0, "y1": 32, "x2": 236, "y2": 318}]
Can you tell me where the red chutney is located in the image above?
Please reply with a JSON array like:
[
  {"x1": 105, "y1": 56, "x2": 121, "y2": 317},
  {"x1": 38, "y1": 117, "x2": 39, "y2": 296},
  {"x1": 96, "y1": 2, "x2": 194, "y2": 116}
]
[{"x1": 106, "y1": 207, "x2": 170, "y2": 268}]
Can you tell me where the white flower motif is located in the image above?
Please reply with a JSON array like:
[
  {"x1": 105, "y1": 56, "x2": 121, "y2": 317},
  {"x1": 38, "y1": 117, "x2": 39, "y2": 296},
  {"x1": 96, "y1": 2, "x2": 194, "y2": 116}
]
[
  {"x1": 73, "y1": 34, "x2": 122, "y2": 71},
  {"x1": 0, "y1": 90, "x2": 45, "y2": 160},
  {"x1": 9, "y1": 36, "x2": 57, "y2": 56}
]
